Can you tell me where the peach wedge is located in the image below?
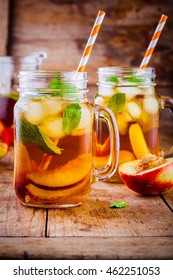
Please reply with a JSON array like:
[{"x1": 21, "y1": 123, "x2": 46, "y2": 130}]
[
  {"x1": 27, "y1": 153, "x2": 92, "y2": 187},
  {"x1": 119, "y1": 157, "x2": 173, "y2": 195}
]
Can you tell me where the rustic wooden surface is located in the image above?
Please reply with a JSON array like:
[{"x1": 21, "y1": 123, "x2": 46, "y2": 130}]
[
  {"x1": 0, "y1": 0, "x2": 9, "y2": 55},
  {"x1": 3, "y1": 0, "x2": 173, "y2": 85},
  {"x1": 0, "y1": 0, "x2": 173, "y2": 260},
  {"x1": 0, "y1": 147, "x2": 173, "y2": 259}
]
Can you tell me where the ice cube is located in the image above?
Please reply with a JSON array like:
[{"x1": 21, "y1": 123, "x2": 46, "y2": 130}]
[
  {"x1": 23, "y1": 100, "x2": 46, "y2": 125},
  {"x1": 99, "y1": 85, "x2": 114, "y2": 97},
  {"x1": 118, "y1": 85, "x2": 141, "y2": 100},
  {"x1": 126, "y1": 101, "x2": 141, "y2": 119},
  {"x1": 44, "y1": 98, "x2": 64, "y2": 117},
  {"x1": 72, "y1": 105, "x2": 92, "y2": 135},
  {"x1": 94, "y1": 95, "x2": 105, "y2": 106},
  {"x1": 143, "y1": 96, "x2": 159, "y2": 114},
  {"x1": 39, "y1": 117, "x2": 65, "y2": 139}
]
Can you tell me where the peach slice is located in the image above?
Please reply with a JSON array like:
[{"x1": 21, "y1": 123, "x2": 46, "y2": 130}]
[
  {"x1": 119, "y1": 156, "x2": 173, "y2": 195},
  {"x1": 15, "y1": 142, "x2": 32, "y2": 173},
  {"x1": 0, "y1": 121, "x2": 6, "y2": 137},
  {"x1": 0, "y1": 143, "x2": 8, "y2": 159},
  {"x1": 119, "y1": 150, "x2": 135, "y2": 166},
  {"x1": 26, "y1": 174, "x2": 90, "y2": 200},
  {"x1": 27, "y1": 153, "x2": 92, "y2": 187},
  {"x1": 129, "y1": 123, "x2": 150, "y2": 158}
]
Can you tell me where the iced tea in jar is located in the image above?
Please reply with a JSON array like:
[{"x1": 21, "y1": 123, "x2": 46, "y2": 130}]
[
  {"x1": 94, "y1": 67, "x2": 173, "y2": 182},
  {"x1": 14, "y1": 70, "x2": 119, "y2": 208}
]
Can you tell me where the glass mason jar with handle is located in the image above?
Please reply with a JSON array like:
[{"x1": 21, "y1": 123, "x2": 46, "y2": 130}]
[
  {"x1": 94, "y1": 67, "x2": 173, "y2": 183},
  {"x1": 14, "y1": 70, "x2": 119, "y2": 208}
]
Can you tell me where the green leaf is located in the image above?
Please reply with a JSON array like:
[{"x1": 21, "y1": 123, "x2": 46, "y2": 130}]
[
  {"x1": 109, "y1": 201, "x2": 128, "y2": 208},
  {"x1": 4, "y1": 92, "x2": 19, "y2": 101},
  {"x1": 19, "y1": 121, "x2": 62, "y2": 155},
  {"x1": 125, "y1": 74, "x2": 144, "y2": 83},
  {"x1": 106, "y1": 76, "x2": 119, "y2": 83},
  {"x1": 49, "y1": 77, "x2": 79, "y2": 97},
  {"x1": 62, "y1": 103, "x2": 82, "y2": 135},
  {"x1": 107, "y1": 92, "x2": 126, "y2": 115}
]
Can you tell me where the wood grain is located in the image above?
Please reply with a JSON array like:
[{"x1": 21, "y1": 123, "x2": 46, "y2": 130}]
[
  {"x1": 0, "y1": 236, "x2": 172, "y2": 259},
  {"x1": 47, "y1": 182, "x2": 173, "y2": 237},
  {"x1": 162, "y1": 189, "x2": 173, "y2": 211},
  {"x1": 0, "y1": 148, "x2": 173, "y2": 259},
  {"x1": 8, "y1": 0, "x2": 173, "y2": 85},
  {"x1": 0, "y1": 0, "x2": 9, "y2": 55}
]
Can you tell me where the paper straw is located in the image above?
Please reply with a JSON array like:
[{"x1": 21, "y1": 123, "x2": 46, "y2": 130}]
[
  {"x1": 76, "y1": 10, "x2": 105, "y2": 72},
  {"x1": 139, "y1": 14, "x2": 168, "y2": 70}
]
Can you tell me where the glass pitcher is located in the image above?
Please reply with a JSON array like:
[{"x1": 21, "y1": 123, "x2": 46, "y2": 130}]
[
  {"x1": 14, "y1": 70, "x2": 119, "y2": 208},
  {"x1": 94, "y1": 67, "x2": 173, "y2": 183}
]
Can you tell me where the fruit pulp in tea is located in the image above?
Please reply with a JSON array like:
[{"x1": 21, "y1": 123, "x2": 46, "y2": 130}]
[
  {"x1": 94, "y1": 85, "x2": 160, "y2": 182},
  {"x1": 14, "y1": 96, "x2": 93, "y2": 207}
]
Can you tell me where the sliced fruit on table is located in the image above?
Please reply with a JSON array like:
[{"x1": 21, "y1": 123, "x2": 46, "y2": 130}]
[
  {"x1": 129, "y1": 123, "x2": 150, "y2": 158},
  {"x1": 119, "y1": 154, "x2": 173, "y2": 195}
]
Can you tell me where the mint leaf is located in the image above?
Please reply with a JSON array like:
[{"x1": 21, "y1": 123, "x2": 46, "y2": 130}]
[
  {"x1": 110, "y1": 201, "x2": 128, "y2": 208},
  {"x1": 49, "y1": 77, "x2": 79, "y2": 97},
  {"x1": 19, "y1": 121, "x2": 62, "y2": 155},
  {"x1": 106, "y1": 76, "x2": 119, "y2": 83},
  {"x1": 4, "y1": 92, "x2": 19, "y2": 101},
  {"x1": 125, "y1": 74, "x2": 144, "y2": 83},
  {"x1": 62, "y1": 103, "x2": 81, "y2": 135},
  {"x1": 107, "y1": 92, "x2": 126, "y2": 115}
]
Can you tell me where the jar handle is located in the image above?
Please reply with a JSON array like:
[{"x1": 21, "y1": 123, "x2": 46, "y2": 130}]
[
  {"x1": 160, "y1": 95, "x2": 173, "y2": 157},
  {"x1": 94, "y1": 104, "x2": 120, "y2": 181},
  {"x1": 160, "y1": 95, "x2": 173, "y2": 113}
]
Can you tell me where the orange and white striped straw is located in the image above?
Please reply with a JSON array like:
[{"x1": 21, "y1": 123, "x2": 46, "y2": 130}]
[
  {"x1": 76, "y1": 10, "x2": 105, "y2": 72},
  {"x1": 139, "y1": 14, "x2": 168, "y2": 70}
]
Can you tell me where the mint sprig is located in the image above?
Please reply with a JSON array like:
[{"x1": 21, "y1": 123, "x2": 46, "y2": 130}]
[
  {"x1": 106, "y1": 76, "x2": 119, "y2": 83},
  {"x1": 125, "y1": 74, "x2": 144, "y2": 83},
  {"x1": 109, "y1": 201, "x2": 128, "y2": 208},
  {"x1": 49, "y1": 77, "x2": 79, "y2": 97},
  {"x1": 107, "y1": 92, "x2": 126, "y2": 115},
  {"x1": 19, "y1": 121, "x2": 62, "y2": 155},
  {"x1": 62, "y1": 103, "x2": 82, "y2": 135}
]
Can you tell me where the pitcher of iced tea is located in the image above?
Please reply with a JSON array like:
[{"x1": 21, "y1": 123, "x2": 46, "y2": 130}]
[
  {"x1": 14, "y1": 70, "x2": 119, "y2": 208},
  {"x1": 94, "y1": 67, "x2": 173, "y2": 182}
]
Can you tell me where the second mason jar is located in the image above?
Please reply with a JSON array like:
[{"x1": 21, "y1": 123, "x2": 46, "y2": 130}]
[{"x1": 94, "y1": 66, "x2": 173, "y2": 183}]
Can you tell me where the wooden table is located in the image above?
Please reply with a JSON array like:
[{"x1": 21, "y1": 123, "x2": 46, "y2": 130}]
[{"x1": 0, "y1": 147, "x2": 173, "y2": 260}]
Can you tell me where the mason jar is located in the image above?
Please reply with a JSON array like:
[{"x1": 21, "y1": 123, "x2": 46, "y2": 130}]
[
  {"x1": 94, "y1": 67, "x2": 173, "y2": 183},
  {"x1": 14, "y1": 70, "x2": 119, "y2": 208}
]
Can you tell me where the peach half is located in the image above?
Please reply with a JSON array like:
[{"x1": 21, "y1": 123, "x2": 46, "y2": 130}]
[{"x1": 119, "y1": 157, "x2": 173, "y2": 195}]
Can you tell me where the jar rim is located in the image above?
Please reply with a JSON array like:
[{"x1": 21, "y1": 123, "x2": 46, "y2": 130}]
[
  {"x1": 98, "y1": 66, "x2": 155, "y2": 74},
  {"x1": 18, "y1": 70, "x2": 87, "y2": 80}
]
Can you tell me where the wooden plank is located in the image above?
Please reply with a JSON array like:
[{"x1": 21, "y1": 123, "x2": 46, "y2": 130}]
[
  {"x1": 0, "y1": 0, "x2": 9, "y2": 55},
  {"x1": 162, "y1": 189, "x2": 173, "y2": 211},
  {"x1": 47, "y1": 182, "x2": 173, "y2": 237},
  {"x1": 8, "y1": 0, "x2": 173, "y2": 85},
  {"x1": 0, "y1": 236, "x2": 172, "y2": 259},
  {"x1": 0, "y1": 150, "x2": 46, "y2": 237}
]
